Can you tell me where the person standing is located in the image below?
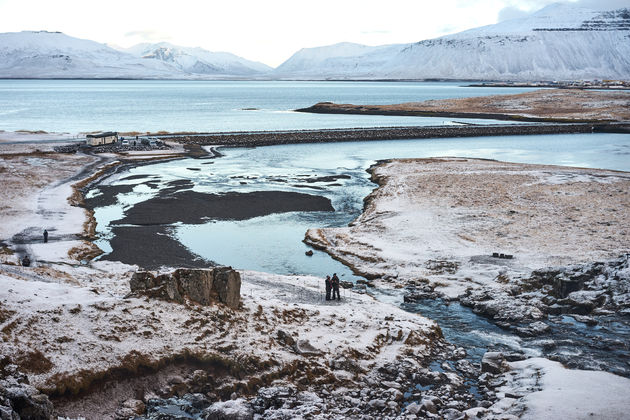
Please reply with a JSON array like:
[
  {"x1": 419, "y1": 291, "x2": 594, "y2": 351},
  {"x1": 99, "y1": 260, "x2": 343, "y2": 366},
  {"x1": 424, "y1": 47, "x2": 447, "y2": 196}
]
[
  {"x1": 332, "y1": 273, "x2": 340, "y2": 300},
  {"x1": 43, "y1": 229, "x2": 48, "y2": 243},
  {"x1": 325, "y1": 275, "x2": 332, "y2": 301}
]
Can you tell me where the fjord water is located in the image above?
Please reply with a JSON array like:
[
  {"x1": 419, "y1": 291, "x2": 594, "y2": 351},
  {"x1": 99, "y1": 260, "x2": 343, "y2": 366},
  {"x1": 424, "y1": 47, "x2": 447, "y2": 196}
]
[{"x1": 0, "y1": 80, "x2": 537, "y2": 133}]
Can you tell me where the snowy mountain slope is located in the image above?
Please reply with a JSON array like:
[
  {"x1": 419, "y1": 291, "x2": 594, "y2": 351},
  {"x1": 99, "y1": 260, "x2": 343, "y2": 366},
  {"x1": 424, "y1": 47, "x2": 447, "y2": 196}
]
[
  {"x1": 273, "y1": 42, "x2": 404, "y2": 77},
  {"x1": 273, "y1": 5, "x2": 630, "y2": 81},
  {"x1": 0, "y1": 31, "x2": 184, "y2": 79},
  {"x1": 121, "y1": 42, "x2": 272, "y2": 76}
]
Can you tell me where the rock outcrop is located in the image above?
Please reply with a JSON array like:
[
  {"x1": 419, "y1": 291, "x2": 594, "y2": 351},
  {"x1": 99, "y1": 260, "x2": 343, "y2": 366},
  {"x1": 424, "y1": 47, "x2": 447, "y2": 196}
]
[
  {"x1": 0, "y1": 373, "x2": 54, "y2": 420},
  {"x1": 129, "y1": 267, "x2": 241, "y2": 309}
]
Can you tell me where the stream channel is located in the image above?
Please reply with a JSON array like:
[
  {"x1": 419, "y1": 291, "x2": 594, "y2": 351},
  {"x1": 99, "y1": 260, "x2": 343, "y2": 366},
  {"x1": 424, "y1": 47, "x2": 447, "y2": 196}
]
[{"x1": 89, "y1": 132, "x2": 630, "y2": 390}]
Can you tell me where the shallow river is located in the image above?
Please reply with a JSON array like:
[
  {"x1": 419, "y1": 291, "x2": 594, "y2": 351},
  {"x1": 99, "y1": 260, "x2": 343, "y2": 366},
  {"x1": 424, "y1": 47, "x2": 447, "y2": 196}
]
[{"x1": 91, "y1": 131, "x2": 630, "y2": 377}]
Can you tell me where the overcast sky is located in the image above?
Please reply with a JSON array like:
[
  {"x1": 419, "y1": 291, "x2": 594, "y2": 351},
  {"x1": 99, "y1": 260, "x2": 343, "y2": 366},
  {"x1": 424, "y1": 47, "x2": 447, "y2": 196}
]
[{"x1": 0, "y1": 0, "x2": 626, "y2": 66}]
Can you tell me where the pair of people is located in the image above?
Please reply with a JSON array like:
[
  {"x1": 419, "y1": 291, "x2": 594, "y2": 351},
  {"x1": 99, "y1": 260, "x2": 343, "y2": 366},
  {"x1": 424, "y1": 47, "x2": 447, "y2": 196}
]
[{"x1": 325, "y1": 273, "x2": 341, "y2": 301}]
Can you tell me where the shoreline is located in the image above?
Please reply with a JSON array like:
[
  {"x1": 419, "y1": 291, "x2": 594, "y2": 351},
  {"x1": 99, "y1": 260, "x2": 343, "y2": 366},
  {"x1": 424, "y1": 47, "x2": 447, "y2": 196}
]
[{"x1": 295, "y1": 89, "x2": 630, "y2": 124}]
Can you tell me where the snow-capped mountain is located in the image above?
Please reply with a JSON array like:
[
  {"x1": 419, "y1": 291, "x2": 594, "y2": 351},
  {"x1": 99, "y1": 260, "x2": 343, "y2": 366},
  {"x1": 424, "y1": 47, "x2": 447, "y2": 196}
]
[
  {"x1": 1, "y1": 4, "x2": 628, "y2": 81},
  {"x1": 121, "y1": 42, "x2": 271, "y2": 76},
  {"x1": 274, "y1": 42, "x2": 403, "y2": 77},
  {"x1": 273, "y1": 4, "x2": 630, "y2": 81},
  {"x1": 0, "y1": 31, "x2": 182, "y2": 79}
]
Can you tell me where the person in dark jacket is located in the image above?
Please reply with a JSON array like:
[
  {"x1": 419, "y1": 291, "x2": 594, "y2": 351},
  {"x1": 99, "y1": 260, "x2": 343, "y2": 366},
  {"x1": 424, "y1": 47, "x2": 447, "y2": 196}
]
[
  {"x1": 21, "y1": 255, "x2": 31, "y2": 267},
  {"x1": 325, "y1": 275, "x2": 332, "y2": 301},
  {"x1": 331, "y1": 273, "x2": 340, "y2": 300},
  {"x1": 43, "y1": 229, "x2": 48, "y2": 243}
]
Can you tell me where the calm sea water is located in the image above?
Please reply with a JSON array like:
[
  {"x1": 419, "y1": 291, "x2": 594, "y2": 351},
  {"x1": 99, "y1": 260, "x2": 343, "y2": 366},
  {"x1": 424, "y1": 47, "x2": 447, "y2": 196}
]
[{"x1": 0, "y1": 80, "x2": 538, "y2": 133}]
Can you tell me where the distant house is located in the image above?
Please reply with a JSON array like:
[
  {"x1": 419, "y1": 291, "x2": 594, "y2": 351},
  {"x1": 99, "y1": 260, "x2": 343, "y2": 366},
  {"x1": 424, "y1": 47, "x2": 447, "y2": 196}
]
[{"x1": 86, "y1": 132, "x2": 118, "y2": 146}]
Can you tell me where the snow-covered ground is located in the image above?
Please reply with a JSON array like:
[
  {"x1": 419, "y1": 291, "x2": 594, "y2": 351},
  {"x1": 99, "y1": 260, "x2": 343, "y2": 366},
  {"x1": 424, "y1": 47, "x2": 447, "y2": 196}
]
[
  {"x1": 492, "y1": 358, "x2": 630, "y2": 420},
  {"x1": 2, "y1": 146, "x2": 630, "y2": 418},
  {"x1": 306, "y1": 158, "x2": 630, "y2": 297}
]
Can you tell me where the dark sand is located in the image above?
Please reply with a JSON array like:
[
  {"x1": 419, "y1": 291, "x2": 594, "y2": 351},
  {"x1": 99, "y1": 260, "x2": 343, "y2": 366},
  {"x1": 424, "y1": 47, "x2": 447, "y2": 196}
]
[
  {"x1": 114, "y1": 190, "x2": 334, "y2": 226},
  {"x1": 89, "y1": 180, "x2": 334, "y2": 268},
  {"x1": 101, "y1": 225, "x2": 213, "y2": 270}
]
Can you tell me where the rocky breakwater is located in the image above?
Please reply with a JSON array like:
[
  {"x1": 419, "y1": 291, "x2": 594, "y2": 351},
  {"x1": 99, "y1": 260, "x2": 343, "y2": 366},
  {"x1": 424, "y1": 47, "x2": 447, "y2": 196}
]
[
  {"x1": 164, "y1": 122, "x2": 600, "y2": 148},
  {"x1": 128, "y1": 266, "x2": 241, "y2": 309}
]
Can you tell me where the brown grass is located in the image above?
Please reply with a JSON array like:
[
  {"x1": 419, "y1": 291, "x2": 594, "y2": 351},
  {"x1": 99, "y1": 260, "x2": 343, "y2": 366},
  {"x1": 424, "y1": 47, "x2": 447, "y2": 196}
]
[{"x1": 16, "y1": 350, "x2": 54, "y2": 374}]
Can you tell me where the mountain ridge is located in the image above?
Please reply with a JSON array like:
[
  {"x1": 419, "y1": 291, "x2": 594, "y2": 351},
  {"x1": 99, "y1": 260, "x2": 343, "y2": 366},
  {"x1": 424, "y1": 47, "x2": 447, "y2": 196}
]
[
  {"x1": 1, "y1": 4, "x2": 628, "y2": 81},
  {"x1": 272, "y1": 5, "x2": 630, "y2": 81}
]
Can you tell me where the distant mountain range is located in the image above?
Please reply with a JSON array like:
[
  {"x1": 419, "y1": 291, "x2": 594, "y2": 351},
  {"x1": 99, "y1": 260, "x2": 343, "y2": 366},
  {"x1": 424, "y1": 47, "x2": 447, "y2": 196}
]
[
  {"x1": 273, "y1": 4, "x2": 630, "y2": 81},
  {"x1": 1, "y1": 3, "x2": 628, "y2": 81},
  {"x1": 121, "y1": 42, "x2": 271, "y2": 76}
]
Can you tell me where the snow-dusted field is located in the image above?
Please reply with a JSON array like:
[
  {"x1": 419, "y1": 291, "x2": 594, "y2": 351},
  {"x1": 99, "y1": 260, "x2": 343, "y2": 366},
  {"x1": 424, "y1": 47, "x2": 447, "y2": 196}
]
[
  {"x1": 2, "y1": 145, "x2": 630, "y2": 419},
  {"x1": 306, "y1": 158, "x2": 630, "y2": 297},
  {"x1": 304, "y1": 89, "x2": 630, "y2": 122}
]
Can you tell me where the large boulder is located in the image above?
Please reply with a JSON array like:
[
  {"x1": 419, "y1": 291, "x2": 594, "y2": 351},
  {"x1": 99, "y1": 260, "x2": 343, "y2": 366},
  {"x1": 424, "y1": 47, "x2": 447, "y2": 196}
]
[
  {"x1": 129, "y1": 267, "x2": 241, "y2": 309},
  {"x1": 481, "y1": 352, "x2": 508, "y2": 374},
  {"x1": 203, "y1": 398, "x2": 253, "y2": 420},
  {"x1": 0, "y1": 378, "x2": 53, "y2": 420}
]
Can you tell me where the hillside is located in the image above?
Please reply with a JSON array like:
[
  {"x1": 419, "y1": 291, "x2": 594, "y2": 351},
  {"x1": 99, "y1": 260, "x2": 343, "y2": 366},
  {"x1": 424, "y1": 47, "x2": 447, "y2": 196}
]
[
  {"x1": 0, "y1": 31, "x2": 181, "y2": 79},
  {"x1": 273, "y1": 5, "x2": 630, "y2": 81},
  {"x1": 0, "y1": 32, "x2": 270, "y2": 79},
  {"x1": 1, "y1": 4, "x2": 628, "y2": 81},
  {"x1": 121, "y1": 42, "x2": 271, "y2": 76}
]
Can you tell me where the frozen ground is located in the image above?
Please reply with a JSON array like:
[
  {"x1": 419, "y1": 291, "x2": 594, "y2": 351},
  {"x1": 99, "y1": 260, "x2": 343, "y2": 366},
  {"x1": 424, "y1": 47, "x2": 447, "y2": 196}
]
[
  {"x1": 305, "y1": 89, "x2": 630, "y2": 122},
  {"x1": 306, "y1": 157, "x2": 630, "y2": 297},
  {"x1": 2, "y1": 147, "x2": 630, "y2": 418}
]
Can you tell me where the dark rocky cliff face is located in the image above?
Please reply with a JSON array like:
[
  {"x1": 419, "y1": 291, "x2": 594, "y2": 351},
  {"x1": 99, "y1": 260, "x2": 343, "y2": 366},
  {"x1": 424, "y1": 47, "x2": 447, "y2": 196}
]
[{"x1": 129, "y1": 267, "x2": 241, "y2": 309}]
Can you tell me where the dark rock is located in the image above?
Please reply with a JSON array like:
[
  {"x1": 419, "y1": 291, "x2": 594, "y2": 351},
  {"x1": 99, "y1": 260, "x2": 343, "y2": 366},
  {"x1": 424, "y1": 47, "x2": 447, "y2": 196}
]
[
  {"x1": 368, "y1": 399, "x2": 386, "y2": 409},
  {"x1": 276, "y1": 330, "x2": 297, "y2": 350},
  {"x1": 504, "y1": 352, "x2": 527, "y2": 362},
  {"x1": 421, "y1": 398, "x2": 438, "y2": 414},
  {"x1": 570, "y1": 314, "x2": 598, "y2": 326},
  {"x1": 481, "y1": 352, "x2": 508, "y2": 374},
  {"x1": 515, "y1": 321, "x2": 551, "y2": 337},
  {"x1": 330, "y1": 357, "x2": 364, "y2": 374},
  {"x1": 0, "y1": 381, "x2": 53, "y2": 420},
  {"x1": 442, "y1": 408, "x2": 464, "y2": 419},
  {"x1": 252, "y1": 386, "x2": 296, "y2": 412},
  {"x1": 129, "y1": 267, "x2": 241, "y2": 309},
  {"x1": 561, "y1": 290, "x2": 607, "y2": 314},
  {"x1": 340, "y1": 281, "x2": 354, "y2": 289},
  {"x1": 211, "y1": 267, "x2": 242, "y2": 309},
  {"x1": 203, "y1": 398, "x2": 253, "y2": 420},
  {"x1": 305, "y1": 250, "x2": 313, "y2": 256}
]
